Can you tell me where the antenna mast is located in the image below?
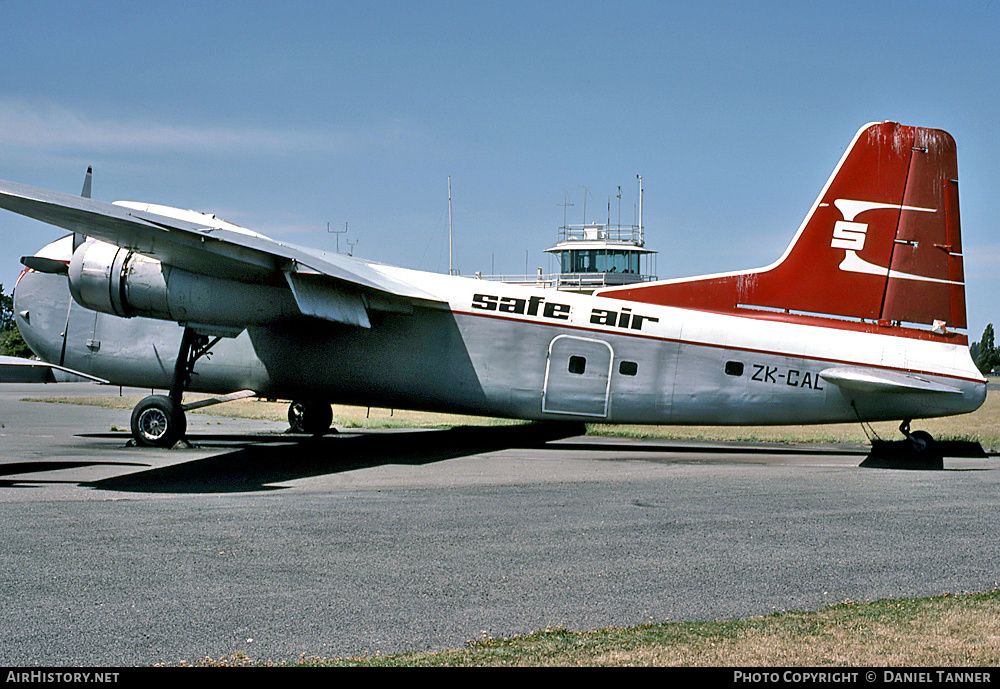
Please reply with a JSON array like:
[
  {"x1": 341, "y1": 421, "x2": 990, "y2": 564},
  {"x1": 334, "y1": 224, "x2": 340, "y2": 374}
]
[
  {"x1": 448, "y1": 176, "x2": 454, "y2": 275},
  {"x1": 328, "y1": 221, "x2": 348, "y2": 253},
  {"x1": 559, "y1": 191, "x2": 574, "y2": 227},
  {"x1": 637, "y1": 175, "x2": 643, "y2": 245}
]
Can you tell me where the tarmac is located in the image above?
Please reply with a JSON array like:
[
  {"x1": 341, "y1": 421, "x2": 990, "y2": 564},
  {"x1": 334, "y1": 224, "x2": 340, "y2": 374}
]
[{"x1": 2, "y1": 383, "x2": 1000, "y2": 666}]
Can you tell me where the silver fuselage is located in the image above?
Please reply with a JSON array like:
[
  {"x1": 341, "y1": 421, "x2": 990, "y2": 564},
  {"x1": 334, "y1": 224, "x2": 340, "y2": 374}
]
[{"x1": 14, "y1": 242, "x2": 986, "y2": 426}]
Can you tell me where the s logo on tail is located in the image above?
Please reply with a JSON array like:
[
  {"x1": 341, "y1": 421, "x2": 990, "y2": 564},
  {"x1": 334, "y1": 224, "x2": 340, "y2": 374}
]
[
  {"x1": 830, "y1": 199, "x2": 959, "y2": 287},
  {"x1": 830, "y1": 200, "x2": 934, "y2": 251}
]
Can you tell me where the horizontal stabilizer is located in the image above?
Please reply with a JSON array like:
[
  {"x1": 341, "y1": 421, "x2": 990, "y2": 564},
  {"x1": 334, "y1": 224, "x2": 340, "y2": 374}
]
[
  {"x1": 819, "y1": 366, "x2": 963, "y2": 394},
  {"x1": 0, "y1": 356, "x2": 109, "y2": 384}
]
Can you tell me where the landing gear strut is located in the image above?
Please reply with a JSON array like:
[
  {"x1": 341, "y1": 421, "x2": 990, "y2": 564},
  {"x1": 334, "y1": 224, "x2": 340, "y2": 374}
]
[
  {"x1": 860, "y1": 418, "x2": 942, "y2": 470},
  {"x1": 129, "y1": 327, "x2": 219, "y2": 448}
]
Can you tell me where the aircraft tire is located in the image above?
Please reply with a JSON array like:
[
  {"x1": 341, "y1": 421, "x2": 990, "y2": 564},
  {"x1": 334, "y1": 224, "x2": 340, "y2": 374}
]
[
  {"x1": 287, "y1": 401, "x2": 306, "y2": 433},
  {"x1": 288, "y1": 400, "x2": 333, "y2": 436},
  {"x1": 131, "y1": 395, "x2": 187, "y2": 448},
  {"x1": 910, "y1": 430, "x2": 935, "y2": 453}
]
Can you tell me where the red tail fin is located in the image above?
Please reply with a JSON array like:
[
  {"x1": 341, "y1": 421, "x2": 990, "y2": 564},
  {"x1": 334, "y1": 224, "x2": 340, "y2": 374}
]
[{"x1": 599, "y1": 122, "x2": 966, "y2": 335}]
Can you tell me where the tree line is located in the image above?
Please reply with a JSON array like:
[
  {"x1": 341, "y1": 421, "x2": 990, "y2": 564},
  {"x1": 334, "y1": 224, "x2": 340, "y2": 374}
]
[
  {"x1": 971, "y1": 323, "x2": 999, "y2": 375},
  {"x1": 0, "y1": 283, "x2": 31, "y2": 357}
]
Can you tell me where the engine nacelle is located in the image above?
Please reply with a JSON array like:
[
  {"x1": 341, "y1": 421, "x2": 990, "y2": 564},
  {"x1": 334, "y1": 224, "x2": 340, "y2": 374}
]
[{"x1": 67, "y1": 239, "x2": 299, "y2": 329}]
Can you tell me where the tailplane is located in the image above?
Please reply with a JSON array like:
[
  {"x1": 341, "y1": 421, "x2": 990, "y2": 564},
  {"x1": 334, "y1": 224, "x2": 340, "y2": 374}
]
[{"x1": 598, "y1": 122, "x2": 966, "y2": 337}]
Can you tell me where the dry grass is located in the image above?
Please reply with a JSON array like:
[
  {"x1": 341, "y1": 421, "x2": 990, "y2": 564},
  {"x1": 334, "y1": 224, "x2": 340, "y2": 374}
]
[
  {"x1": 220, "y1": 591, "x2": 1000, "y2": 667},
  {"x1": 589, "y1": 392, "x2": 1000, "y2": 450},
  {"x1": 25, "y1": 393, "x2": 521, "y2": 429},
  {"x1": 27, "y1": 389, "x2": 1000, "y2": 449}
]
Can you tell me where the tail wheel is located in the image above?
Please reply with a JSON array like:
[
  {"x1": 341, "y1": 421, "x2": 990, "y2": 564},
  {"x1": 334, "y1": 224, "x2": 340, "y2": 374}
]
[
  {"x1": 288, "y1": 400, "x2": 333, "y2": 436},
  {"x1": 910, "y1": 430, "x2": 936, "y2": 454},
  {"x1": 131, "y1": 395, "x2": 186, "y2": 448}
]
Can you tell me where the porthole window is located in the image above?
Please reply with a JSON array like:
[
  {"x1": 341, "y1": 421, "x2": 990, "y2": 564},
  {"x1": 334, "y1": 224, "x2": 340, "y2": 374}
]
[
  {"x1": 725, "y1": 361, "x2": 744, "y2": 376},
  {"x1": 568, "y1": 356, "x2": 587, "y2": 374},
  {"x1": 619, "y1": 361, "x2": 638, "y2": 376}
]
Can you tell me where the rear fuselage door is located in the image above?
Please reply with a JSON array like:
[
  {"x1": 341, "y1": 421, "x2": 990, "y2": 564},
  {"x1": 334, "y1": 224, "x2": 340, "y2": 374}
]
[{"x1": 542, "y1": 334, "x2": 614, "y2": 417}]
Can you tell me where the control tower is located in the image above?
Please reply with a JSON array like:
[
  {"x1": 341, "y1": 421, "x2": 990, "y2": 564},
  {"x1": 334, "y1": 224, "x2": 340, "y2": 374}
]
[{"x1": 477, "y1": 177, "x2": 657, "y2": 293}]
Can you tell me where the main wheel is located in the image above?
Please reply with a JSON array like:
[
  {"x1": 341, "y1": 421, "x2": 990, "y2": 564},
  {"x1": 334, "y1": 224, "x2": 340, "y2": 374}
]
[
  {"x1": 287, "y1": 400, "x2": 333, "y2": 436},
  {"x1": 131, "y1": 395, "x2": 187, "y2": 448}
]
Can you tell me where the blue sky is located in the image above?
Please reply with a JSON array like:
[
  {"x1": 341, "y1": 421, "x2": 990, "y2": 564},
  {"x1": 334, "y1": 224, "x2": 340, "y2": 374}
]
[{"x1": 1, "y1": 1, "x2": 998, "y2": 340}]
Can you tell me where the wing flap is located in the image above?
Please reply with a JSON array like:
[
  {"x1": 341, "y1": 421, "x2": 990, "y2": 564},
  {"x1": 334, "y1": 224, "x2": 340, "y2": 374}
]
[{"x1": 284, "y1": 272, "x2": 371, "y2": 328}]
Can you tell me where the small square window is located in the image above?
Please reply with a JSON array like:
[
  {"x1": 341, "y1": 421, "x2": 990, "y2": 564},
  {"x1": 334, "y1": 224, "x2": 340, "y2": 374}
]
[
  {"x1": 725, "y1": 361, "x2": 744, "y2": 376},
  {"x1": 568, "y1": 356, "x2": 587, "y2": 374},
  {"x1": 619, "y1": 361, "x2": 638, "y2": 376}
]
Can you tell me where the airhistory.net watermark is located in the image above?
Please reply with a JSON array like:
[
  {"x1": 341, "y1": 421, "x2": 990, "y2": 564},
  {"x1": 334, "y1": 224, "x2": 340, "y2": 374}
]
[{"x1": 5, "y1": 672, "x2": 119, "y2": 683}]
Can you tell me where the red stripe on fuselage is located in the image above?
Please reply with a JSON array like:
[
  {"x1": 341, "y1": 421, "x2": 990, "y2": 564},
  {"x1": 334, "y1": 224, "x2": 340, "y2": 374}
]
[{"x1": 451, "y1": 307, "x2": 983, "y2": 387}]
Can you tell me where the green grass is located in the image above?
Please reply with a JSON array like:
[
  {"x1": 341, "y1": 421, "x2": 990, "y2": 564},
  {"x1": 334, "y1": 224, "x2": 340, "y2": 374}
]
[{"x1": 186, "y1": 590, "x2": 1000, "y2": 667}]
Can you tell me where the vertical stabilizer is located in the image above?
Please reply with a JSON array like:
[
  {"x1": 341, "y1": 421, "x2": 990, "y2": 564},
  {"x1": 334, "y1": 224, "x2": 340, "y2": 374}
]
[
  {"x1": 81, "y1": 166, "x2": 92, "y2": 199},
  {"x1": 598, "y1": 122, "x2": 966, "y2": 335}
]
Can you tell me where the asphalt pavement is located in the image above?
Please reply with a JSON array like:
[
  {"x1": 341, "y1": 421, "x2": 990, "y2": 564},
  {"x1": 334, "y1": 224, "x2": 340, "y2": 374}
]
[{"x1": 2, "y1": 383, "x2": 999, "y2": 666}]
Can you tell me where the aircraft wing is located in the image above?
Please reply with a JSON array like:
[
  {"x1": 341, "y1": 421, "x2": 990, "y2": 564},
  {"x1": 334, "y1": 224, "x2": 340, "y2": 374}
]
[
  {"x1": 819, "y1": 367, "x2": 964, "y2": 394},
  {"x1": 0, "y1": 356, "x2": 109, "y2": 384},
  {"x1": 0, "y1": 179, "x2": 444, "y2": 309}
]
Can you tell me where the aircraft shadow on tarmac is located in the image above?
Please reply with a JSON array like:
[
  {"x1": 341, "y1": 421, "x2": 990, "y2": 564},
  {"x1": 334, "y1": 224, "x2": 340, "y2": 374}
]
[
  {"x1": 83, "y1": 422, "x2": 593, "y2": 494},
  {"x1": 3, "y1": 423, "x2": 988, "y2": 494}
]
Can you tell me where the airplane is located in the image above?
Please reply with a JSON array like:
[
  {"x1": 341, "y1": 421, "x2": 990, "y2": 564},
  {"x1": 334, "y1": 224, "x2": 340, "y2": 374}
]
[{"x1": 0, "y1": 121, "x2": 985, "y2": 459}]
